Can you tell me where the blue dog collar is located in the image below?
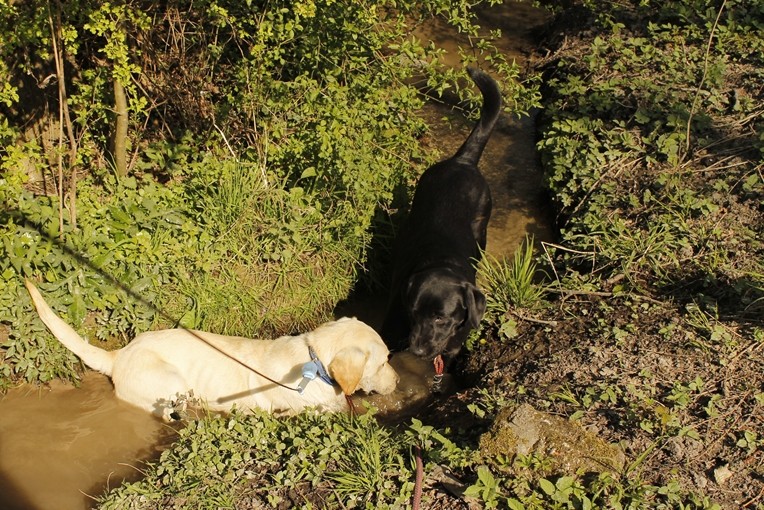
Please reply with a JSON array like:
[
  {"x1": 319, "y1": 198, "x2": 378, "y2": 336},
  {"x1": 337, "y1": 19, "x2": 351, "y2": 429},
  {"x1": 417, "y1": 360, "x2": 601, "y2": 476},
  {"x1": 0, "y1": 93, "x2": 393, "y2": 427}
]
[{"x1": 297, "y1": 346, "x2": 335, "y2": 394}]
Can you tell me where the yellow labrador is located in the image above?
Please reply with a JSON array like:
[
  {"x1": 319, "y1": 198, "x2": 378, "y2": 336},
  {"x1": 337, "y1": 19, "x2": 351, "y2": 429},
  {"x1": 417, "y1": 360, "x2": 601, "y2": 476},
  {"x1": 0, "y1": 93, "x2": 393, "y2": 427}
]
[{"x1": 25, "y1": 280, "x2": 398, "y2": 420}]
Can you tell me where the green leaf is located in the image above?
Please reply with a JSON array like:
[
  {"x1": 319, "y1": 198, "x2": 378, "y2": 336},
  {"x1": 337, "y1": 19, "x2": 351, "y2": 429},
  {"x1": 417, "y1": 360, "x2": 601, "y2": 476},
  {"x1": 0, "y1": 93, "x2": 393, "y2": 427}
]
[
  {"x1": 556, "y1": 476, "x2": 575, "y2": 491},
  {"x1": 476, "y1": 465, "x2": 496, "y2": 486},
  {"x1": 463, "y1": 485, "x2": 482, "y2": 498},
  {"x1": 634, "y1": 109, "x2": 651, "y2": 124},
  {"x1": 539, "y1": 478, "x2": 556, "y2": 496},
  {"x1": 68, "y1": 289, "x2": 87, "y2": 326}
]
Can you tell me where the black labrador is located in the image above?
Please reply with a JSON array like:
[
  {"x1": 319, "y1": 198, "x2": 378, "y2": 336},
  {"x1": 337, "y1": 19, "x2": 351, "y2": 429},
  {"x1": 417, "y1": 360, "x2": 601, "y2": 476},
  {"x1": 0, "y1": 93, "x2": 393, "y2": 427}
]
[{"x1": 381, "y1": 67, "x2": 501, "y2": 366}]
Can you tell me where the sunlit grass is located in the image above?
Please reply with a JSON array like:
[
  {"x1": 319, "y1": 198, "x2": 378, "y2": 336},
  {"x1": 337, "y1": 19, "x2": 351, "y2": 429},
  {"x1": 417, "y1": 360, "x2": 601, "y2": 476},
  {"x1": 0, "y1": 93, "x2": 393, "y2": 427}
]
[{"x1": 479, "y1": 236, "x2": 547, "y2": 314}]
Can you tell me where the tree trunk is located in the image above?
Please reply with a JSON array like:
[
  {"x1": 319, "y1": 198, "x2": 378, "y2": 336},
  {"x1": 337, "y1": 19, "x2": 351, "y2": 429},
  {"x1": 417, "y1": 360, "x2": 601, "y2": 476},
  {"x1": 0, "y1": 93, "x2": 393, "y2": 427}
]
[{"x1": 113, "y1": 78, "x2": 128, "y2": 177}]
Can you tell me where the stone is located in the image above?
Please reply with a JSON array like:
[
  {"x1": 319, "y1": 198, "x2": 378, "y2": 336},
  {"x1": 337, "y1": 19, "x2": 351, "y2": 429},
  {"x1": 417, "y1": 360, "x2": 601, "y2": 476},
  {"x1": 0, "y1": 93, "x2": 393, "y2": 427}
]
[
  {"x1": 479, "y1": 403, "x2": 625, "y2": 474},
  {"x1": 713, "y1": 464, "x2": 733, "y2": 485}
]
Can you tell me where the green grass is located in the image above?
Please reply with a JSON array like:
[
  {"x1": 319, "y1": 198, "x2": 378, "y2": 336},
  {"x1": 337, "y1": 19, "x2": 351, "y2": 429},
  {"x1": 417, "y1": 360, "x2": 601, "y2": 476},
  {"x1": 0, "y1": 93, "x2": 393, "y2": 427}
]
[{"x1": 478, "y1": 236, "x2": 547, "y2": 314}]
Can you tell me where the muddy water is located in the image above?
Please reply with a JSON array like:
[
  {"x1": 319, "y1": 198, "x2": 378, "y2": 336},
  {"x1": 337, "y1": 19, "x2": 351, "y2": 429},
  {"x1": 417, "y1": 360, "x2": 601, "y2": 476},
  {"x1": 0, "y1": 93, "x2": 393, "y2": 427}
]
[
  {"x1": 0, "y1": 372, "x2": 177, "y2": 510},
  {"x1": 0, "y1": 3, "x2": 552, "y2": 509},
  {"x1": 348, "y1": 1, "x2": 554, "y2": 417},
  {"x1": 414, "y1": 0, "x2": 555, "y2": 258}
]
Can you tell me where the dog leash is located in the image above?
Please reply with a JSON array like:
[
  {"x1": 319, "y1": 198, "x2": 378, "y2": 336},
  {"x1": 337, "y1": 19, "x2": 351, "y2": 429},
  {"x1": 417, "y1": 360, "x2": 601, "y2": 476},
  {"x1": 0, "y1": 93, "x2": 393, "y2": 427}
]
[
  {"x1": 412, "y1": 356, "x2": 445, "y2": 507},
  {"x1": 413, "y1": 444, "x2": 424, "y2": 510},
  {"x1": 184, "y1": 329, "x2": 334, "y2": 395},
  {"x1": 186, "y1": 330, "x2": 303, "y2": 392}
]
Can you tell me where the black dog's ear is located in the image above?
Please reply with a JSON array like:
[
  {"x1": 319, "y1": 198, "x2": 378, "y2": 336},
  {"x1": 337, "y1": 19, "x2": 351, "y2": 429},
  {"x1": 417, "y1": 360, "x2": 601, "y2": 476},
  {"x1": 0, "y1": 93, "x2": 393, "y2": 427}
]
[{"x1": 464, "y1": 283, "x2": 486, "y2": 328}]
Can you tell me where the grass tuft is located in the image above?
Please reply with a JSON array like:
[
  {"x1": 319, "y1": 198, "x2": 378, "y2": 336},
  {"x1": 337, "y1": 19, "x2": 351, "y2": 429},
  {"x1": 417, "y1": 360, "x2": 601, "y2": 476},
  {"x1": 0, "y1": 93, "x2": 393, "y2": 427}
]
[{"x1": 479, "y1": 236, "x2": 547, "y2": 314}]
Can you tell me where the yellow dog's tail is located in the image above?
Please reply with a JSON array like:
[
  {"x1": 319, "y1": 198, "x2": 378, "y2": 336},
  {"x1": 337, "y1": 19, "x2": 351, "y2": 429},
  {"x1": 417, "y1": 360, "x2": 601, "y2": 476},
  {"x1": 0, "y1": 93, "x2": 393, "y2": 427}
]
[{"x1": 25, "y1": 280, "x2": 117, "y2": 377}]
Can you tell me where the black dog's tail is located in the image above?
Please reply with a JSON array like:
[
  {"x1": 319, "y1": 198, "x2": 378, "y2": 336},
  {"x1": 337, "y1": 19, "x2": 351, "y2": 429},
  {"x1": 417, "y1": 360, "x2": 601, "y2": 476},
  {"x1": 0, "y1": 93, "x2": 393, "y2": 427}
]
[{"x1": 453, "y1": 67, "x2": 502, "y2": 167}]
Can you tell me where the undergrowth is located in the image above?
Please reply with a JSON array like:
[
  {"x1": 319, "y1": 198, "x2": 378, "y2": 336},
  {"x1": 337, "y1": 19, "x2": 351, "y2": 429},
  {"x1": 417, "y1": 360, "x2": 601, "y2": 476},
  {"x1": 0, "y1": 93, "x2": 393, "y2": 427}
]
[
  {"x1": 3, "y1": 0, "x2": 762, "y2": 508},
  {"x1": 538, "y1": 0, "x2": 764, "y2": 305},
  {"x1": 0, "y1": 0, "x2": 536, "y2": 388}
]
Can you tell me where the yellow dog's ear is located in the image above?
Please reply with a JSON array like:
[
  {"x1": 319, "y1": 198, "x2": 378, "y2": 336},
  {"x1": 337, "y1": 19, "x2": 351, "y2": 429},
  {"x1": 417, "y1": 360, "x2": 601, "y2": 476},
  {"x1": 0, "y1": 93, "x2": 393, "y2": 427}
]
[{"x1": 328, "y1": 347, "x2": 368, "y2": 395}]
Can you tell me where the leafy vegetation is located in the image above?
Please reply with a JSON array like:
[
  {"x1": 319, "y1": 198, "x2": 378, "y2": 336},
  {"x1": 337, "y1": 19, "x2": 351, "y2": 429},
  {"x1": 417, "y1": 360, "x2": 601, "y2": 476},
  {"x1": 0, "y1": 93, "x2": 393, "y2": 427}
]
[
  {"x1": 98, "y1": 409, "x2": 416, "y2": 509},
  {"x1": 538, "y1": 0, "x2": 763, "y2": 304},
  {"x1": 458, "y1": 0, "x2": 763, "y2": 508},
  {"x1": 0, "y1": 0, "x2": 531, "y2": 388}
]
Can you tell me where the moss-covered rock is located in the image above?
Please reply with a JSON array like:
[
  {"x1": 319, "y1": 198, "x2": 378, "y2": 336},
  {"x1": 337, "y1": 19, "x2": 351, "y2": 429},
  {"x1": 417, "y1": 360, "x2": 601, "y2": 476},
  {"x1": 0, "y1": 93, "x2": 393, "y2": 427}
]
[{"x1": 479, "y1": 403, "x2": 625, "y2": 475}]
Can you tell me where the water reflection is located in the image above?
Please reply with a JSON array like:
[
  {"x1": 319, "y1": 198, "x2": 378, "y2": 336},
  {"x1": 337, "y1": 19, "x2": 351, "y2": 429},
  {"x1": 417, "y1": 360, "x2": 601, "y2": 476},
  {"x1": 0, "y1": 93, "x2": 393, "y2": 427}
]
[{"x1": 0, "y1": 372, "x2": 177, "y2": 510}]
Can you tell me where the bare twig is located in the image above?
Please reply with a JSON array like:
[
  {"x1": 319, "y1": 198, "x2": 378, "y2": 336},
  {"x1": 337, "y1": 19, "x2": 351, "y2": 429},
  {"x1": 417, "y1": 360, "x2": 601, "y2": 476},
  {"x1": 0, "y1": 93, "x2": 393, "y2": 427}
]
[
  {"x1": 48, "y1": 1, "x2": 79, "y2": 230},
  {"x1": 510, "y1": 311, "x2": 558, "y2": 327},
  {"x1": 683, "y1": 0, "x2": 727, "y2": 158},
  {"x1": 213, "y1": 122, "x2": 237, "y2": 160},
  {"x1": 113, "y1": 78, "x2": 129, "y2": 177}
]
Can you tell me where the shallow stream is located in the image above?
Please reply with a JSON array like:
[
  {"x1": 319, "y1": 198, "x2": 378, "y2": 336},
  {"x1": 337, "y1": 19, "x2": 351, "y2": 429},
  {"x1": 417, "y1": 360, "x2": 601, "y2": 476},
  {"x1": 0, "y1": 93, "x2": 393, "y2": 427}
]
[{"x1": 0, "y1": 3, "x2": 552, "y2": 508}]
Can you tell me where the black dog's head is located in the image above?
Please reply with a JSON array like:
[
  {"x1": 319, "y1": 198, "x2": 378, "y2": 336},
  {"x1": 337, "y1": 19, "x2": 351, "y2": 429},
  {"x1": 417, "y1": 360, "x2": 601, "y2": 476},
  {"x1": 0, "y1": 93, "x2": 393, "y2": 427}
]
[{"x1": 403, "y1": 268, "x2": 486, "y2": 360}]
